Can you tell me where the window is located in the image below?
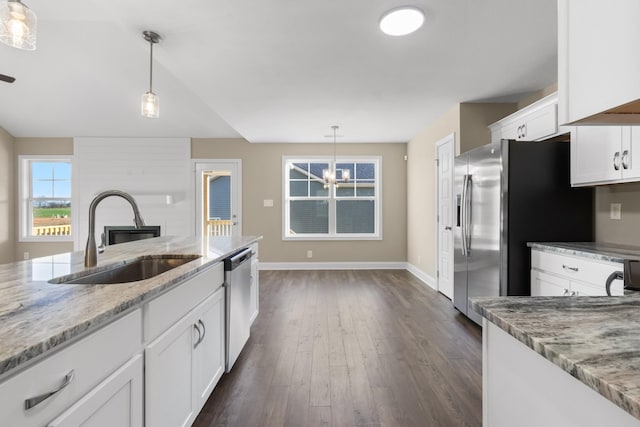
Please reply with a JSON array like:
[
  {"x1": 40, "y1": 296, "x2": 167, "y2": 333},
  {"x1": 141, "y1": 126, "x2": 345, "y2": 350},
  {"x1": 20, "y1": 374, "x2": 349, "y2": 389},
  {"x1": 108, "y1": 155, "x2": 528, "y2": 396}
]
[
  {"x1": 283, "y1": 157, "x2": 381, "y2": 240},
  {"x1": 19, "y1": 156, "x2": 73, "y2": 241}
]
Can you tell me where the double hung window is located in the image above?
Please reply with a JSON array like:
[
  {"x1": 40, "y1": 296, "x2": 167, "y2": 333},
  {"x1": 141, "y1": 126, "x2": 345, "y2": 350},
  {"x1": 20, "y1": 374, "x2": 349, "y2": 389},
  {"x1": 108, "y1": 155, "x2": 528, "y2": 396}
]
[
  {"x1": 19, "y1": 156, "x2": 73, "y2": 241},
  {"x1": 283, "y1": 157, "x2": 381, "y2": 240}
]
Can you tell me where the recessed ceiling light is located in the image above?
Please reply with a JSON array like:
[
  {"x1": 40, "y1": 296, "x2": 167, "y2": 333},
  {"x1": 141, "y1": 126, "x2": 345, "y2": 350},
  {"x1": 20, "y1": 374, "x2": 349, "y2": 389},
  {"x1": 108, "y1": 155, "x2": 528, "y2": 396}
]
[{"x1": 379, "y1": 6, "x2": 424, "y2": 36}]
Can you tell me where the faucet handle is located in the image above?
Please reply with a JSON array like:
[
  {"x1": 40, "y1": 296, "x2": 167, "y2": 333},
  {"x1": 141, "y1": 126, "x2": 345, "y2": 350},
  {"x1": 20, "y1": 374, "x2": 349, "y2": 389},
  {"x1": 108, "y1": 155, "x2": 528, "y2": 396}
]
[{"x1": 98, "y1": 233, "x2": 106, "y2": 254}]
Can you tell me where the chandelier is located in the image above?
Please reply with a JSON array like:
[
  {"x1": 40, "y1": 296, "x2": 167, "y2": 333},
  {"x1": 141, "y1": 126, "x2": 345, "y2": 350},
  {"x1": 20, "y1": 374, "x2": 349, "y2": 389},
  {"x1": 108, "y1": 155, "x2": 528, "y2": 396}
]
[{"x1": 323, "y1": 125, "x2": 350, "y2": 188}]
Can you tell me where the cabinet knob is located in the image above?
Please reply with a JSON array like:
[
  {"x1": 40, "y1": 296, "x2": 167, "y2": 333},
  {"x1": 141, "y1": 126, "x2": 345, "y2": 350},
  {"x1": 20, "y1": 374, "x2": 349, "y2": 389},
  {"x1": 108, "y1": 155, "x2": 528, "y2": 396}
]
[{"x1": 563, "y1": 288, "x2": 570, "y2": 296}]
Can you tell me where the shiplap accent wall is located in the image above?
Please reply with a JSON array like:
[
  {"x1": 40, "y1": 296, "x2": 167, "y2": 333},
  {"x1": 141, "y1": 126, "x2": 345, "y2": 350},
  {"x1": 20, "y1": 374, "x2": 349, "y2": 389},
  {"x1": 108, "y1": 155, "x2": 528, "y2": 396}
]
[{"x1": 73, "y1": 138, "x2": 193, "y2": 250}]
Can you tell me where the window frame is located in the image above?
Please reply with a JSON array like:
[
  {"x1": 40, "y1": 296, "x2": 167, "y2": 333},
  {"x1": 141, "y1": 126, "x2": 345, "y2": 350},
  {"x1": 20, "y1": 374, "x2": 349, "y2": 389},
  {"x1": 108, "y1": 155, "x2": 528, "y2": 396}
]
[
  {"x1": 19, "y1": 155, "x2": 74, "y2": 242},
  {"x1": 282, "y1": 156, "x2": 382, "y2": 241}
]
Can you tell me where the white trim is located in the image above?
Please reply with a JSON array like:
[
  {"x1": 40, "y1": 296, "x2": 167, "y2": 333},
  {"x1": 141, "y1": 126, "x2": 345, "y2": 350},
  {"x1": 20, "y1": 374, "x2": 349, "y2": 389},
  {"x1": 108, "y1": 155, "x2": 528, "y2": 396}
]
[
  {"x1": 259, "y1": 261, "x2": 406, "y2": 271},
  {"x1": 406, "y1": 263, "x2": 437, "y2": 290}
]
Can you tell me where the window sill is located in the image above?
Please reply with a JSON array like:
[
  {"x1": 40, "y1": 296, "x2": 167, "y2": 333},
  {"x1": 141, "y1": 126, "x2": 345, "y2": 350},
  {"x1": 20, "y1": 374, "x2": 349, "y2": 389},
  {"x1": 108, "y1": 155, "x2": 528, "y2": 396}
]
[
  {"x1": 283, "y1": 234, "x2": 382, "y2": 241},
  {"x1": 19, "y1": 236, "x2": 74, "y2": 243}
]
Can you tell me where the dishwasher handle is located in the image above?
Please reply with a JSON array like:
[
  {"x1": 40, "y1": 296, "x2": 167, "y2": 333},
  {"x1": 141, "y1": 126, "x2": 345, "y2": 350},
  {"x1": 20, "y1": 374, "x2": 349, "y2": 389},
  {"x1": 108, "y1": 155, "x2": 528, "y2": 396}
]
[{"x1": 225, "y1": 247, "x2": 253, "y2": 270}]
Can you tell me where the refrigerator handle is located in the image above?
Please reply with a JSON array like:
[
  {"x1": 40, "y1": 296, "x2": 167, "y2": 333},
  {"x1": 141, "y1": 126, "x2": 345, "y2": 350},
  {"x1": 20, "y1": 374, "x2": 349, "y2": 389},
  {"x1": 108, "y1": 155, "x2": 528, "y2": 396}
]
[
  {"x1": 464, "y1": 174, "x2": 472, "y2": 255},
  {"x1": 461, "y1": 174, "x2": 469, "y2": 256}
]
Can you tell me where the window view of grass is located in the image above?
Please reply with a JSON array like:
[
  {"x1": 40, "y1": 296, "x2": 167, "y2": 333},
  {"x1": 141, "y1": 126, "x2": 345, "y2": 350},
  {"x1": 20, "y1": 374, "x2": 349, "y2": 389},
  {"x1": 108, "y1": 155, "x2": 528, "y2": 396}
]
[{"x1": 32, "y1": 205, "x2": 71, "y2": 235}]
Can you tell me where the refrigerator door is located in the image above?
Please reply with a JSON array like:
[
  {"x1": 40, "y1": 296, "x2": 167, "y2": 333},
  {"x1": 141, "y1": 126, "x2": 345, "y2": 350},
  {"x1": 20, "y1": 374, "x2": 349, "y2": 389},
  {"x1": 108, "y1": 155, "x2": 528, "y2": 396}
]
[
  {"x1": 453, "y1": 154, "x2": 468, "y2": 315},
  {"x1": 466, "y1": 144, "x2": 502, "y2": 325}
]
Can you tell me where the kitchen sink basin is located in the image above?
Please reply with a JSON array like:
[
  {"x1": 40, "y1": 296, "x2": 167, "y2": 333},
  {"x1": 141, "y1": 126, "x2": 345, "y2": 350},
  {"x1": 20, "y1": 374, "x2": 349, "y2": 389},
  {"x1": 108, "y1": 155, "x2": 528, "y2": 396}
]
[{"x1": 50, "y1": 255, "x2": 202, "y2": 285}]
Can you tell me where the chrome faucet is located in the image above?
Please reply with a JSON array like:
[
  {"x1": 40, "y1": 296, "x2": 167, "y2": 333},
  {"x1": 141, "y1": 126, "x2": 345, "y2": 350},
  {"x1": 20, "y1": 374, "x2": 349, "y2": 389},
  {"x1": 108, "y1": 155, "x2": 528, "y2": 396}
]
[{"x1": 84, "y1": 190, "x2": 145, "y2": 267}]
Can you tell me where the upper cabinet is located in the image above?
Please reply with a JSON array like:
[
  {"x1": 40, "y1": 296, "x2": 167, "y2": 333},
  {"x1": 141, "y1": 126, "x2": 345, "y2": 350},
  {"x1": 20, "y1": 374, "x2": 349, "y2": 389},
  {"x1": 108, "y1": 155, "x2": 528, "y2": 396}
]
[
  {"x1": 489, "y1": 93, "x2": 560, "y2": 144},
  {"x1": 571, "y1": 126, "x2": 640, "y2": 186},
  {"x1": 558, "y1": 0, "x2": 640, "y2": 125}
]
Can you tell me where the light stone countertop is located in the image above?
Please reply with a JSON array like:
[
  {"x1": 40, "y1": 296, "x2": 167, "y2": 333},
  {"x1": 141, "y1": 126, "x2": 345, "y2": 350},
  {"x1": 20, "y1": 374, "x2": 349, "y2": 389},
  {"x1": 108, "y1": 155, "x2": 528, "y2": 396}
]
[
  {"x1": 0, "y1": 235, "x2": 261, "y2": 380},
  {"x1": 528, "y1": 242, "x2": 640, "y2": 264},
  {"x1": 472, "y1": 295, "x2": 640, "y2": 421}
]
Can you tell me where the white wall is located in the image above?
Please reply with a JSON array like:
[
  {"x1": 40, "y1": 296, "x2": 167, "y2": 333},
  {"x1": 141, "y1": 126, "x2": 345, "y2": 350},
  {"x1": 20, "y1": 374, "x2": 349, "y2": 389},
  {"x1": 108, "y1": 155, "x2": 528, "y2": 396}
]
[{"x1": 73, "y1": 138, "x2": 193, "y2": 250}]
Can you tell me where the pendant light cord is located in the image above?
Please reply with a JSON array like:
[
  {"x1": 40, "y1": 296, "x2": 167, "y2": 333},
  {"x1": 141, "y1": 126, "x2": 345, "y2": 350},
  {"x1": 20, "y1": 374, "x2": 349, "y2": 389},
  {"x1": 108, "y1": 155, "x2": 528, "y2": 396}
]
[{"x1": 149, "y1": 40, "x2": 154, "y2": 93}]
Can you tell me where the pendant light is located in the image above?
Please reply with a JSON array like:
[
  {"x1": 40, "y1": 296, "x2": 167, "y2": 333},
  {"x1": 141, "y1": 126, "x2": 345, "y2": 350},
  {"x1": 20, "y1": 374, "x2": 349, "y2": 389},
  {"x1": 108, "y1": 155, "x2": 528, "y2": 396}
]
[
  {"x1": 0, "y1": 0, "x2": 37, "y2": 50},
  {"x1": 141, "y1": 30, "x2": 161, "y2": 118},
  {"x1": 323, "y1": 125, "x2": 350, "y2": 189}
]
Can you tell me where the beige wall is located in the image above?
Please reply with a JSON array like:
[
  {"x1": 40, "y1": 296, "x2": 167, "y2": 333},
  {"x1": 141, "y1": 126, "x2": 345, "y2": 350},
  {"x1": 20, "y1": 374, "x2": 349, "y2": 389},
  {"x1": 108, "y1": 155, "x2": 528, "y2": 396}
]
[
  {"x1": 0, "y1": 128, "x2": 15, "y2": 264},
  {"x1": 406, "y1": 103, "x2": 516, "y2": 279},
  {"x1": 192, "y1": 139, "x2": 407, "y2": 263},
  {"x1": 14, "y1": 138, "x2": 74, "y2": 260},
  {"x1": 594, "y1": 182, "x2": 640, "y2": 245}
]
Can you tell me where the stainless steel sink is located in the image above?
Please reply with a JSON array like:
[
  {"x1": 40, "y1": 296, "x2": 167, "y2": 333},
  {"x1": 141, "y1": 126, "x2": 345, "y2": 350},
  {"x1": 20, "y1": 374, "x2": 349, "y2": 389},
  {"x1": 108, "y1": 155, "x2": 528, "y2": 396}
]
[{"x1": 50, "y1": 255, "x2": 201, "y2": 285}]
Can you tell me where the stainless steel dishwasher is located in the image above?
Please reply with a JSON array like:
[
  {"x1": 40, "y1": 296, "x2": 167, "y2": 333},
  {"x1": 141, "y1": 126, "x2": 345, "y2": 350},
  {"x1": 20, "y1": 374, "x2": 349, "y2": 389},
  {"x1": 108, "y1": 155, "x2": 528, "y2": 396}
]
[{"x1": 224, "y1": 247, "x2": 253, "y2": 372}]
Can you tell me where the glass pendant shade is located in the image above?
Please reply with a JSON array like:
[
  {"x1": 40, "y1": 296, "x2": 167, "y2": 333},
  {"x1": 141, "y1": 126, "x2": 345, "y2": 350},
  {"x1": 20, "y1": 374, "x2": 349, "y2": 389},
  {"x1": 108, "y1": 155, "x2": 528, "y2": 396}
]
[
  {"x1": 141, "y1": 91, "x2": 159, "y2": 118},
  {"x1": 0, "y1": 0, "x2": 37, "y2": 50}
]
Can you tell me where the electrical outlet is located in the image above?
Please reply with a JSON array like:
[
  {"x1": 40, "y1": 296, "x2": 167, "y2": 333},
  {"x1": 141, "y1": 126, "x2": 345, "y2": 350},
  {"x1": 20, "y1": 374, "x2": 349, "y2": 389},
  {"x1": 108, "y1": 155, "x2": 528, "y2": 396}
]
[
  {"x1": 23, "y1": 252, "x2": 29, "y2": 260},
  {"x1": 610, "y1": 203, "x2": 622, "y2": 220},
  {"x1": 263, "y1": 199, "x2": 274, "y2": 207},
  {"x1": 307, "y1": 250, "x2": 313, "y2": 258}
]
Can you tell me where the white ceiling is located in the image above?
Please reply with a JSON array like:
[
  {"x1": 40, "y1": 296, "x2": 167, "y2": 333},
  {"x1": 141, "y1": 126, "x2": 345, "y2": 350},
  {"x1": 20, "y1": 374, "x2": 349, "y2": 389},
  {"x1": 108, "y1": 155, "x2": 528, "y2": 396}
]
[{"x1": 0, "y1": 0, "x2": 557, "y2": 143}]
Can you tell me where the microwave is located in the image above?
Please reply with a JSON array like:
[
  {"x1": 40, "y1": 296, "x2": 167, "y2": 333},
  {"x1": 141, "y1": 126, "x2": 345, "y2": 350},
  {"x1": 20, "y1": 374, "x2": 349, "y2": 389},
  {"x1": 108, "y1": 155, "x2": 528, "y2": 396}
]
[{"x1": 104, "y1": 225, "x2": 161, "y2": 246}]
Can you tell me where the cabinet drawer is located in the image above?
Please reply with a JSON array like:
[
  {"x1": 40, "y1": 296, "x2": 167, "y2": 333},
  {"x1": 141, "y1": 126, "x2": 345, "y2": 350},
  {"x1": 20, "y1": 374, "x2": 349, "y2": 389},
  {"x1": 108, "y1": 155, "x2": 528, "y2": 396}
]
[
  {"x1": 531, "y1": 250, "x2": 623, "y2": 287},
  {"x1": 0, "y1": 309, "x2": 142, "y2": 427},
  {"x1": 531, "y1": 270, "x2": 570, "y2": 296},
  {"x1": 144, "y1": 262, "x2": 224, "y2": 342},
  {"x1": 571, "y1": 279, "x2": 624, "y2": 297}
]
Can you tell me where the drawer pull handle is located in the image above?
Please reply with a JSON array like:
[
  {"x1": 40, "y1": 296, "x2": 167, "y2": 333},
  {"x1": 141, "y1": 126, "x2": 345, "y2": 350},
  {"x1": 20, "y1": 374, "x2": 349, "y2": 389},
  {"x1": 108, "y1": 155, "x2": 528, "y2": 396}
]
[
  {"x1": 193, "y1": 323, "x2": 202, "y2": 349},
  {"x1": 198, "y1": 319, "x2": 206, "y2": 344},
  {"x1": 25, "y1": 369, "x2": 75, "y2": 410},
  {"x1": 562, "y1": 264, "x2": 579, "y2": 272}
]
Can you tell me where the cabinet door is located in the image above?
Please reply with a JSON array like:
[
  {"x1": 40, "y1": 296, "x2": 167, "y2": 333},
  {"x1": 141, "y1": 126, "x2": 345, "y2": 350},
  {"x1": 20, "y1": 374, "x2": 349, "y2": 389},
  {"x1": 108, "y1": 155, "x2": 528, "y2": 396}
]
[
  {"x1": 192, "y1": 288, "x2": 225, "y2": 413},
  {"x1": 145, "y1": 310, "x2": 198, "y2": 427},
  {"x1": 621, "y1": 127, "x2": 640, "y2": 181},
  {"x1": 559, "y1": 0, "x2": 640, "y2": 124},
  {"x1": 531, "y1": 270, "x2": 569, "y2": 297},
  {"x1": 571, "y1": 126, "x2": 622, "y2": 185},
  {"x1": 47, "y1": 355, "x2": 143, "y2": 427}
]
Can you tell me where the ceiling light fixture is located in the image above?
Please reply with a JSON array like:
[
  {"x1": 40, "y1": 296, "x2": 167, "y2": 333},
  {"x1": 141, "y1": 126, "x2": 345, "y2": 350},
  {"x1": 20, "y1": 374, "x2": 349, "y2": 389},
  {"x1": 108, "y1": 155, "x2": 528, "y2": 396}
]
[
  {"x1": 379, "y1": 6, "x2": 424, "y2": 36},
  {"x1": 323, "y1": 125, "x2": 350, "y2": 189},
  {"x1": 141, "y1": 30, "x2": 161, "y2": 118},
  {"x1": 0, "y1": 0, "x2": 37, "y2": 50}
]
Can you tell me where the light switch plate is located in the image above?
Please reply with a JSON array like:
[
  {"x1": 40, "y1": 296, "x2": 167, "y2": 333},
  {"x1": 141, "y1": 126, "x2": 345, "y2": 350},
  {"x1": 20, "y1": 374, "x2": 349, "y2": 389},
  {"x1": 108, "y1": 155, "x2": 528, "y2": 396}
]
[
  {"x1": 610, "y1": 203, "x2": 622, "y2": 220},
  {"x1": 263, "y1": 199, "x2": 274, "y2": 207}
]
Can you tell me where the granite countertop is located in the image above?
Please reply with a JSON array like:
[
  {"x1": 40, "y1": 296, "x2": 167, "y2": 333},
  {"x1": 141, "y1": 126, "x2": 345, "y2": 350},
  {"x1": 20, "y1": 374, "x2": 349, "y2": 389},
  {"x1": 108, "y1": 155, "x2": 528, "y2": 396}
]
[
  {"x1": 472, "y1": 295, "x2": 640, "y2": 421},
  {"x1": 0, "y1": 235, "x2": 261, "y2": 380},
  {"x1": 528, "y1": 242, "x2": 640, "y2": 264}
]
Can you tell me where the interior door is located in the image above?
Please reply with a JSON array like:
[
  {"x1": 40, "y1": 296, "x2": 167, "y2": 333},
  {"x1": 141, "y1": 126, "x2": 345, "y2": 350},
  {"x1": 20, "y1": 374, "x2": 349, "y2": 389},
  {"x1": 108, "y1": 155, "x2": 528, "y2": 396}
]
[
  {"x1": 437, "y1": 135, "x2": 455, "y2": 299},
  {"x1": 194, "y1": 161, "x2": 242, "y2": 237}
]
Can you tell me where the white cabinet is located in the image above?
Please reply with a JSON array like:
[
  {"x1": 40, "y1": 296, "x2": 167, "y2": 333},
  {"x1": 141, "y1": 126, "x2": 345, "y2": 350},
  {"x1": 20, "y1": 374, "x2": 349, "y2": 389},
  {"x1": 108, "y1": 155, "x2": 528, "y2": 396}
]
[
  {"x1": 145, "y1": 283, "x2": 225, "y2": 427},
  {"x1": 47, "y1": 355, "x2": 143, "y2": 427},
  {"x1": 249, "y1": 243, "x2": 259, "y2": 325},
  {"x1": 490, "y1": 93, "x2": 559, "y2": 143},
  {"x1": 558, "y1": 0, "x2": 640, "y2": 125},
  {"x1": 571, "y1": 126, "x2": 640, "y2": 186},
  {"x1": 530, "y1": 249, "x2": 623, "y2": 296},
  {"x1": 0, "y1": 309, "x2": 142, "y2": 427}
]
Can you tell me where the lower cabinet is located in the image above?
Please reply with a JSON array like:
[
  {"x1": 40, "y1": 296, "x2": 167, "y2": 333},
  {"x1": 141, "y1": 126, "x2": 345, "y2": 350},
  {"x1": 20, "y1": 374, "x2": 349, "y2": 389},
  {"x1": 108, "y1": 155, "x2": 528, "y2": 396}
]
[
  {"x1": 47, "y1": 355, "x2": 143, "y2": 427},
  {"x1": 249, "y1": 243, "x2": 259, "y2": 325},
  {"x1": 0, "y1": 309, "x2": 142, "y2": 427},
  {"x1": 145, "y1": 286, "x2": 225, "y2": 427},
  {"x1": 531, "y1": 249, "x2": 624, "y2": 296}
]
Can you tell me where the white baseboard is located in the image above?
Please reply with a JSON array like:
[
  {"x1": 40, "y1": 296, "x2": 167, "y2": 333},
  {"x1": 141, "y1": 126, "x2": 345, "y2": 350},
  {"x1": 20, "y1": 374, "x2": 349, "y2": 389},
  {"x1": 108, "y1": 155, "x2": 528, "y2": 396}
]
[
  {"x1": 405, "y1": 263, "x2": 437, "y2": 290},
  {"x1": 259, "y1": 261, "x2": 407, "y2": 271}
]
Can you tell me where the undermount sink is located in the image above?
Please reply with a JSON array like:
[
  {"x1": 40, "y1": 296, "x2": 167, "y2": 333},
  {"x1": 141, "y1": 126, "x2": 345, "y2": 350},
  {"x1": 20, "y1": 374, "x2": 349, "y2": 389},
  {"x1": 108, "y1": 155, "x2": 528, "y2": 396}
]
[{"x1": 50, "y1": 255, "x2": 202, "y2": 285}]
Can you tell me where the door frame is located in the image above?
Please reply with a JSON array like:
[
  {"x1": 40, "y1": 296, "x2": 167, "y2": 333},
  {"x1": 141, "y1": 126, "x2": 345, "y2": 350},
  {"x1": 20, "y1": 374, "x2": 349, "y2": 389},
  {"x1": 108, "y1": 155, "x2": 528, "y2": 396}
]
[
  {"x1": 435, "y1": 133, "x2": 455, "y2": 298},
  {"x1": 192, "y1": 159, "x2": 242, "y2": 237}
]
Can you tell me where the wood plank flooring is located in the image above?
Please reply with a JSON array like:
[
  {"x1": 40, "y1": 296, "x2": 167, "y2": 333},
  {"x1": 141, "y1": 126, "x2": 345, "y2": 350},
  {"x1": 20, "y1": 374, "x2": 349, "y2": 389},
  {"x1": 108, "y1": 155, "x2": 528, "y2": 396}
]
[{"x1": 193, "y1": 270, "x2": 482, "y2": 427}]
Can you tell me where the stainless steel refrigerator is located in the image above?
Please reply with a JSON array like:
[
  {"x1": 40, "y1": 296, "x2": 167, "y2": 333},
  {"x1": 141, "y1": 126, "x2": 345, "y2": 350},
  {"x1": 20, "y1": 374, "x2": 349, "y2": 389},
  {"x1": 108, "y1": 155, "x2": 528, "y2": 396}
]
[{"x1": 453, "y1": 139, "x2": 593, "y2": 325}]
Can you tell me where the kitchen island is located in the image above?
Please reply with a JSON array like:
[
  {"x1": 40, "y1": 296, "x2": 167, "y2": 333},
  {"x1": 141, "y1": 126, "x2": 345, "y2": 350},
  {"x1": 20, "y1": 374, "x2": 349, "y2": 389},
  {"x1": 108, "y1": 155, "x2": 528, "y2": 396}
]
[
  {"x1": 472, "y1": 295, "x2": 640, "y2": 426},
  {"x1": 0, "y1": 235, "x2": 260, "y2": 426}
]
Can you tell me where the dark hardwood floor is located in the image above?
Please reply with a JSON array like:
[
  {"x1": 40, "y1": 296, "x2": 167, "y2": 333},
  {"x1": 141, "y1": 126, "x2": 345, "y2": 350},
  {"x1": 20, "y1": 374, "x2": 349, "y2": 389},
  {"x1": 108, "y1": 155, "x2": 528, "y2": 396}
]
[{"x1": 193, "y1": 270, "x2": 482, "y2": 427}]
